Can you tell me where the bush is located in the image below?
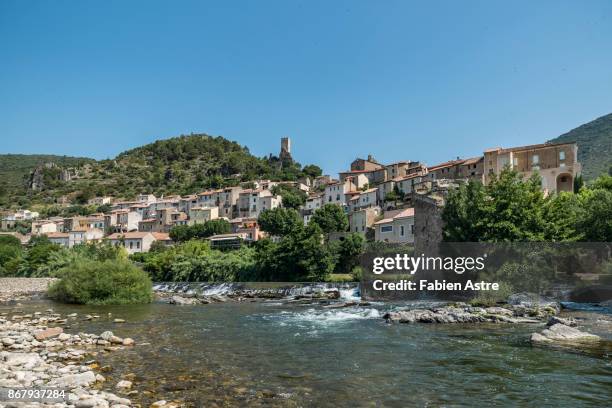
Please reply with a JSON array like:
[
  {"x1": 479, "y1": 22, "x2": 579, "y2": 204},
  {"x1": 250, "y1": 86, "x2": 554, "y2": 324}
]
[{"x1": 48, "y1": 259, "x2": 153, "y2": 305}]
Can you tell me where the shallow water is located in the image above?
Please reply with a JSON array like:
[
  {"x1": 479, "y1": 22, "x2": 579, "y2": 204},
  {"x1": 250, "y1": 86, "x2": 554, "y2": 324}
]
[{"x1": 4, "y1": 299, "x2": 612, "y2": 407}]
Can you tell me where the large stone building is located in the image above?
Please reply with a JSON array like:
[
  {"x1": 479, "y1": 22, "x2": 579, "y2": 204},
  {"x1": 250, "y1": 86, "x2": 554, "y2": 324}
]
[{"x1": 483, "y1": 142, "x2": 580, "y2": 194}]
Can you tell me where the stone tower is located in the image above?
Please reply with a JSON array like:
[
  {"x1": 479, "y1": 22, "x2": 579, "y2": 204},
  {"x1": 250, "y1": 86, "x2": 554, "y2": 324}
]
[{"x1": 280, "y1": 137, "x2": 292, "y2": 162}]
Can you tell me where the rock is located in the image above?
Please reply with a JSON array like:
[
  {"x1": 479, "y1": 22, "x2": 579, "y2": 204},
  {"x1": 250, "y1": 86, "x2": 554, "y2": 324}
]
[
  {"x1": 531, "y1": 323, "x2": 601, "y2": 344},
  {"x1": 151, "y1": 401, "x2": 168, "y2": 408},
  {"x1": 3, "y1": 352, "x2": 43, "y2": 367},
  {"x1": 100, "y1": 331, "x2": 115, "y2": 341},
  {"x1": 547, "y1": 316, "x2": 577, "y2": 327},
  {"x1": 58, "y1": 333, "x2": 71, "y2": 341},
  {"x1": 168, "y1": 295, "x2": 198, "y2": 305},
  {"x1": 2, "y1": 337, "x2": 15, "y2": 346},
  {"x1": 34, "y1": 326, "x2": 63, "y2": 340},
  {"x1": 113, "y1": 319, "x2": 126, "y2": 323},
  {"x1": 122, "y1": 338, "x2": 135, "y2": 346},
  {"x1": 48, "y1": 370, "x2": 97, "y2": 388},
  {"x1": 508, "y1": 292, "x2": 559, "y2": 310},
  {"x1": 116, "y1": 380, "x2": 132, "y2": 389}
]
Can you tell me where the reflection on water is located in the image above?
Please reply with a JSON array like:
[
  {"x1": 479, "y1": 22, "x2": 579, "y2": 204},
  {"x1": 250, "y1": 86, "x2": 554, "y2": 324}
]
[{"x1": 3, "y1": 299, "x2": 612, "y2": 407}]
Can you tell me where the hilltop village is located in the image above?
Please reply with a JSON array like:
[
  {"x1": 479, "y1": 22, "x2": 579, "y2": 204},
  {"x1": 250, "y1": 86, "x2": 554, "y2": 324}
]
[{"x1": 1, "y1": 138, "x2": 580, "y2": 253}]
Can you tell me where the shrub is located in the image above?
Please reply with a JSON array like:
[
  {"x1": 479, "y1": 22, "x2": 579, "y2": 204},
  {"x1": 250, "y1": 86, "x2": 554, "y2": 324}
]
[{"x1": 48, "y1": 259, "x2": 152, "y2": 305}]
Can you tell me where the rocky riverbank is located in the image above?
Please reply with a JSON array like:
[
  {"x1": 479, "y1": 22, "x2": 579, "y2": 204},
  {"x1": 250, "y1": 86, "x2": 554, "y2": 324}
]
[
  {"x1": 0, "y1": 310, "x2": 179, "y2": 408},
  {"x1": 159, "y1": 288, "x2": 343, "y2": 305},
  {"x1": 0, "y1": 278, "x2": 57, "y2": 303}
]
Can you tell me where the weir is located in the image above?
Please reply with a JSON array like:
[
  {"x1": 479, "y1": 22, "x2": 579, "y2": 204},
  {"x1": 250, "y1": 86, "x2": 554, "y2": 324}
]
[{"x1": 153, "y1": 281, "x2": 361, "y2": 300}]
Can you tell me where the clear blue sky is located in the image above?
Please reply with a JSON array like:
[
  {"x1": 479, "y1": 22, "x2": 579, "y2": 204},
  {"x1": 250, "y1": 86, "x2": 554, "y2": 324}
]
[{"x1": 1, "y1": 0, "x2": 611, "y2": 175}]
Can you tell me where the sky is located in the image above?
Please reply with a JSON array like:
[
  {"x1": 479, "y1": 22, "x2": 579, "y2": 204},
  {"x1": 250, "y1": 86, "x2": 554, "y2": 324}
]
[{"x1": 1, "y1": 0, "x2": 611, "y2": 175}]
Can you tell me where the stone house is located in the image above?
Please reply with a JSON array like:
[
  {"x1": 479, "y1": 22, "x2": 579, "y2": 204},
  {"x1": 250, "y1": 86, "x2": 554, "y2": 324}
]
[
  {"x1": 483, "y1": 142, "x2": 580, "y2": 194},
  {"x1": 374, "y1": 208, "x2": 416, "y2": 244},
  {"x1": 188, "y1": 207, "x2": 219, "y2": 225},
  {"x1": 349, "y1": 206, "x2": 382, "y2": 235},
  {"x1": 106, "y1": 232, "x2": 157, "y2": 254}
]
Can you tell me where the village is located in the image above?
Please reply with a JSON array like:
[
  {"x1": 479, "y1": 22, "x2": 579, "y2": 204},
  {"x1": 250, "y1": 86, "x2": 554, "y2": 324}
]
[{"x1": 0, "y1": 137, "x2": 581, "y2": 254}]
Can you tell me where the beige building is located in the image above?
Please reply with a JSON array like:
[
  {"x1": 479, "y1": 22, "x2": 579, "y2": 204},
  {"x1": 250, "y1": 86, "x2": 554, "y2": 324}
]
[
  {"x1": 31, "y1": 220, "x2": 59, "y2": 235},
  {"x1": 189, "y1": 207, "x2": 219, "y2": 225},
  {"x1": 484, "y1": 142, "x2": 580, "y2": 194},
  {"x1": 349, "y1": 207, "x2": 382, "y2": 235},
  {"x1": 374, "y1": 208, "x2": 415, "y2": 244},
  {"x1": 105, "y1": 210, "x2": 142, "y2": 232},
  {"x1": 324, "y1": 179, "x2": 357, "y2": 206},
  {"x1": 107, "y1": 232, "x2": 157, "y2": 254}
]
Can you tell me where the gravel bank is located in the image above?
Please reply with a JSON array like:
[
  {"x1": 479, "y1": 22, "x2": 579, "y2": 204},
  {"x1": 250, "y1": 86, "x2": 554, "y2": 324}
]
[{"x1": 0, "y1": 278, "x2": 57, "y2": 303}]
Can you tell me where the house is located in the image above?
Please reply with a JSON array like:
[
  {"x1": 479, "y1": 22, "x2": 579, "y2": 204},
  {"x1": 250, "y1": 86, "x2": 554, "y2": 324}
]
[
  {"x1": 153, "y1": 208, "x2": 187, "y2": 232},
  {"x1": 46, "y1": 232, "x2": 70, "y2": 247},
  {"x1": 483, "y1": 142, "x2": 580, "y2": 194},
  {"x1": 87, "y1": 196, "x2": 113, "y2": 206},
  {"x1": 458, "y1": 157, "x2": 484, "y2": 181},
  {"x1": 313, "y1": 175, "x2": 335, "y2": 189},
  {"x1": 427, "y1": 159, "x2": 467, "y2": 181},
  {"x1": 137, "y1": 194, "x2": 157, "y2": 203},
  {"x1": 179, "y1": 195, "x2": 199, "y2": 214},
  {"x1": 68, "y1": 228, "x2": 104, "y2": 247},
  {"x1": 217, "y1": 186, "x2": 243, "y2": 218},
  {"x1": 1, "y1": 210, "x2": 40, "y2": 229},
  {"x1": 348, "y1": 206, "x2": 382, "y2": 235},
  {"x1": 394, "y1": 173, "x2": 428, "y2": 195},
  {"x1": 208, "y1": 233, "x2": 249, "y2": 249},
  {"x1": 31, "y1": 220, "x2": 59, "y2": 235},
  {"x1": 324, "y1": 179, "x2": 357, "y2": 206},
  {"x1": 151, "y1": 232, "x2": 173, "y2": 248},
  {"x1": 374, "y1": 208, "x2": 416, "y2": 244},
  {"x1": 138, "y1": 218, "x2": 157, "y2": 233},
  {"x1": 230, "y1": 218, "x2": 261, "y2": 241},
  {"x1": 189, "y1": 207, "x2": 219, "y2": 225},
  {"x1": 106, "y1": 232, "x2": 157, "y2": 254},
  {"x1": 237, "y1": 189, "x2": 282, "y2": 218},
  {"x1": 302, "y1": 194, "x2": 323, "y2": 224},
  {"x1": 105, "y1": 210, "x2": 142, "y2": 232},
  {"x1": 346, "y1": 188, "x2": 378, "y2": 212}
]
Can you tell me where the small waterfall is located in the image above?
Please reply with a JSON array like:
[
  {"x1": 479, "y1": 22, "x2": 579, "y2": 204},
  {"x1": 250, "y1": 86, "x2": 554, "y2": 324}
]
[{"x1": 153, "y1": 282, "x2": 360, "y2": 299}]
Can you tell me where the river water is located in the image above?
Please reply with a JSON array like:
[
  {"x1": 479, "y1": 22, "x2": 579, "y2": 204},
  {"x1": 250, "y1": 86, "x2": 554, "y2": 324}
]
[{"x1": 4, "y1": 289, "x2": 612, "y2": 407}]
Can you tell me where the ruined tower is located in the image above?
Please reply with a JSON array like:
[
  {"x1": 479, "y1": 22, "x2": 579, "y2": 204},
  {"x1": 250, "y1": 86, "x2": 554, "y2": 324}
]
[{"x1": 279, "y1": 137, "x2": 292, "y2": 162}]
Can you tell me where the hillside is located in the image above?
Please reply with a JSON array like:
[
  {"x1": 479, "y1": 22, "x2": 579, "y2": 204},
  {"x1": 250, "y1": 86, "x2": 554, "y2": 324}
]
[
  {"x1": 0, "y1": 134, "x2": 320, "y2": 209},
  {"x1": 548, "y1": 113, "x2": 612, "y2": 180},
  {"x1": 0, "y1": 154, "x2": 93, "y2": 187}
]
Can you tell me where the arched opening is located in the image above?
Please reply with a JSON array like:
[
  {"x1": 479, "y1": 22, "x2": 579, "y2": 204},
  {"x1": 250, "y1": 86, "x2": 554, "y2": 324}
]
[{"x1": 556, "y1": 173, "x2": 573, "y2": 193}]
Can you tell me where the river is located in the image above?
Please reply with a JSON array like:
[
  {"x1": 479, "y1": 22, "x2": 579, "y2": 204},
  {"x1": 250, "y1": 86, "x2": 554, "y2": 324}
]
[{"x1": 3, "y1": 285, "x2": 611, "y2": 407}]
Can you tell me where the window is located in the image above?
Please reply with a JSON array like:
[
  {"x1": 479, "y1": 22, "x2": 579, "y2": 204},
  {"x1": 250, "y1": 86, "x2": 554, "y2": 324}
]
[
  {"x1": 559, "y1": 151, "x2": 565, "y2": 161},
  {"x1": 336, "y1": 194, "x2": 340, "y2": 201},
  {"x1": 411, "y1": 225, "x2": 415, "y2": 234},
  {"x1": 532, "y1": 154, "x2": 539, "y2": 164},
  {"x1": 136, "y1": 241, "x2": 140, "y2": 249},
  {"x1": 400, "y1": 225, "x2": 405, "y2": 236},
  {"x1": 381, "y1": 225, "x2": 393, "y2": 233},
  {"x1": 129, "y1": 242, "x2": 133, "y2": 249},
  {"x1": 512, "y1": 157, "x2": 518, "y2": 167}
]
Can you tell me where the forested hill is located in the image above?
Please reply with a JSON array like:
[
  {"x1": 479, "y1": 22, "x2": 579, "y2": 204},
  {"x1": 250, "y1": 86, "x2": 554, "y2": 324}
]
[
  {"x1": 0, "y1": 134, "x2": 321, "y2": 208},
  {"x1": 548, "y1": 113, "x2": 612, "y2": 180}
]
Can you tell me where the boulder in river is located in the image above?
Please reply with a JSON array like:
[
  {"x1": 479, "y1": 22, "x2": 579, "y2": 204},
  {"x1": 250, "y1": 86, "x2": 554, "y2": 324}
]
[{"x1": 530, "y1": 323, "x2": 600, "y2": 344}]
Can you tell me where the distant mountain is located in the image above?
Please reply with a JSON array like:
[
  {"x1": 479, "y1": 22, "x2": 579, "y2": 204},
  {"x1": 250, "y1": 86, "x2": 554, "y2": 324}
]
[
  {"x1": 0, "y1": 134, "x2": 318, "y2": 208},
  {"x1": 548, "y1": 113, "x2": 612, "y2": 180}
]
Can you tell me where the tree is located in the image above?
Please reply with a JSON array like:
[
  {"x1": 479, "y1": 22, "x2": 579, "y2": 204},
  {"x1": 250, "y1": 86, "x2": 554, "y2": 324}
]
[
  {"x1": 302, "y1": 164, "x2": 323, "y2": 178},
  {"x1": 169, "y1": 219, "x2": 232, "y2": 242},
  {"x1": 310, "y1": 204, "x2": 349, "y2": 234},
  {"x1": 578, "y1": 188, "x2": 612, "y2": 241},
  {"x1": 271, "y1": 184, "x2": 307, "y2": 210},
  {"x1": 331, "y1": 233, "x2": 365, "y2": 274},
  {"x1": 258, "y1": 208, "x2": 302, "y2": 237},
  {"x1": 443, "y1": 169, "x2": 549, "y2": 242}
]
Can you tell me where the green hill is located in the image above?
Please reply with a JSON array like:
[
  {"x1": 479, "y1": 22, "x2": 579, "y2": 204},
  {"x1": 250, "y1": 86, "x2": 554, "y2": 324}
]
[
  {"x1": 0, "y1": 134, "x2": 320, "y2": 209},
  {"x1": 548, "y1": 113, "x2": 612, "y2": 180}
]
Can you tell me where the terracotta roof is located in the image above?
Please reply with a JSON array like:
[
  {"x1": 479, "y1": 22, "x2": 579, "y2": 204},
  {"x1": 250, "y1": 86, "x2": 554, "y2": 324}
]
[
  {"x1": 152, "y1": 232, "x2": 171, "y2": 241},
  {"x1": 486, "y1": 141, "x2": 576, "y2": 155},
  {"x1": 462, "y1": 156, "x2": 483, "y2": 165},
  {"x1": 428, "y1": 159, "x2": 465, "y2": 171},
  {"x1": 46, "y1": 232, "x2": 69, "y2": 238},
  {"x1": 374, "y1": 208, "x2": 415, "y2": 225}
]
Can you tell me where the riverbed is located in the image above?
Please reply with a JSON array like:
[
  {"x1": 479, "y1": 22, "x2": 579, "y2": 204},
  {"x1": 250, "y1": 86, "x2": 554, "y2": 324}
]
[{"x1": 2, "y1": 296, "x2": 611, "y2": 407}]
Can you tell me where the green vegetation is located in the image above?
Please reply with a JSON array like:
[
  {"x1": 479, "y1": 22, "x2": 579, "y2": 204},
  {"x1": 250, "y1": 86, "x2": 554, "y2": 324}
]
[
  {"x1": 443, "y1": 168, "x2": 612, "y2": 242},
  {"x1": 48, "y1": 258, "x2": 152, "y2": 305},
  {"x1": 271, "y1": 184, "x2": 307, "y2": 210},
  {"x1": 548, "y1": 112, "x2": 612, "y2": 180},
  {"x1": 258, "y1": 208, "x2": 302, "y2": 236},
  {"x1": 169, "y1": 219, "x2": 232, "y2": 242},
  {"x1": 310, "y1": 204, "x2": 349, "y2": 234},
  {"x1": 1, "y1": 134, "x2": 321, "y2": 209}
]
